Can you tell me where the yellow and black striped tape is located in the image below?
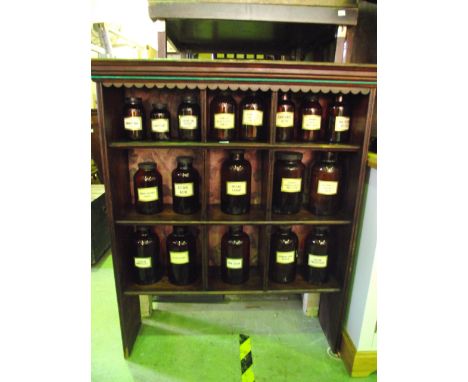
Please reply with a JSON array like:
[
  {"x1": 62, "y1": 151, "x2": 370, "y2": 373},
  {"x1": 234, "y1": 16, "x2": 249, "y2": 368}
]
[{"x1": 239, "y1": 334, "x2": 255, "y2": 382}]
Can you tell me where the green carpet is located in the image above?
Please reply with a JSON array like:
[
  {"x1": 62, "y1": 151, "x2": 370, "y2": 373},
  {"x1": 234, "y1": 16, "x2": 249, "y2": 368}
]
[{"x1": 92, "y1": 252, "x2": 377, "y2": 381}]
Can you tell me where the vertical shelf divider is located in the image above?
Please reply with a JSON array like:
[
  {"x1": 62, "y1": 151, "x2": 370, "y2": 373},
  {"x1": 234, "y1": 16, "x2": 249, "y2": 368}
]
[{"x1": 200, "y1": 89, "x2": 208, "y2": 143}]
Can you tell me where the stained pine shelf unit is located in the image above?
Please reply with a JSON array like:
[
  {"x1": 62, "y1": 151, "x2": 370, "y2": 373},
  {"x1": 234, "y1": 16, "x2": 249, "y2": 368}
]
[{"x1": 92, "y1": 58, "x2": 376, "y2": 358}]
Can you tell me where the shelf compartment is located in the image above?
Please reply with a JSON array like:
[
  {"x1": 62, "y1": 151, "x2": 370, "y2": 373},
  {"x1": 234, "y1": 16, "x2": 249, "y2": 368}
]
[
  {"x1": 115, "y1": 205, "x2": 203, "y2": 225},
  {"x1": 207, "y1": 205, "x2": 266, "y2": 224},
  {"x1": 109, "y1": 140, "x2": 361, "y2": 152},
  {"x1": 207, "y1": 266, "x2": 263, "y2": 294},
  {"x1": 267, "y1": 273, "x2": 341, "y2": 294},
  {"x1": 270, "y1": 208, "x2": 351, "y2": 225},
  {"x1": 124, "y1": 275, "x2": 204, "y2": 295}
]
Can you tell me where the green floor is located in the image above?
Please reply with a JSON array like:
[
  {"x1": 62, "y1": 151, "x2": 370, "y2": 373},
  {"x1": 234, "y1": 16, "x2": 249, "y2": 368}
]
[{"x1": 92, "y1": 252, "x2": 377, "y2": 382}]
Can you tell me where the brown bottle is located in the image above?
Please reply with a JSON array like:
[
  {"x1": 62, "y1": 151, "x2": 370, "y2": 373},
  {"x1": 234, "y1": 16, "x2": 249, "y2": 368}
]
[
  {"x1": 133, "y1": 161, "x2": 163, "y2": 214},
  {"x1": 177, "y1": 95, "x2": 200, "y2": 141},
  {"x1": 269, "y1": 225, "x2": 298, "y2": 283},
  {"x1": 275, "y1": 92, "x2": 295, "y2": 142},
  {"x1": 171, "y1": 156, "x2": 200, "y2": 214},
  {"x1": 166, "y1": 226, "x2": 198, "y2": 285},
  {"x1": 221, "y1": 150, "x2": 251, "y2": 215},
  {"x1": 123, "y1": 97, "x2": 144, "y2": 140},
  {"x1": 309, "y1": 152, "x2": 342, "y2": 216},
  {"x1": 327, "y1": 95, "x2": 351, "y2": 143},
  {"x1": 210, "y1": 92, "x2": 236, "y2": 141},
  {"x1": 134, "y1": 226, "x2": 163, "y2": 285},
  {"x1": 221, "y1": 225, "x2": 250, "y2": 284},
  {"x1": 299, "y1": 95, "x2": 323, "y2": 142},
  {"x1": 272, "y1": 151, "x2": 305, "y2": 215},
  {"x1": 303, "y1": 226, "x2": 329, "y2": 284},
  {"x1": 240, "y1": 92, "x2": 264, "y2": 141},
  {"x1": 150, "y1": 103, "x2": 171, "y2": 141}
]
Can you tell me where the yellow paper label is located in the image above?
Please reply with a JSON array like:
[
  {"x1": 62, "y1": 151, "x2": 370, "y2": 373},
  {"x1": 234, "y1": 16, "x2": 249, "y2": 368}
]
[
  {"x1": 308, "y1": 254, "x2": 328, "y2": 268},
  {"x1": 134, "y1": 257, "x2": 152, "y2": 268},
  {"x1": 302, "y1": 115, "x2": 321, "y2": 131},
  {"x1": 226, "y1": 181, "x2": 247, "y2": 196},
  {"x1": 242, "y1": 110, "x2": 263, "y2": 126},
  {"x1": 276, "y1": 251, "x2": 295, "y2": 264},
  {"x1": 151, "y1": 118, "x2": 169, "y2": 132},
  {"x1": 334, "y1": 116, "x2": 350, "y2": 132},
  {"x1": 174, "y1": 183, "x2": 194, "y2": 197},
  {"x1": 137, "y1": 186, "x2": 158, "y2": 202},
  {"x1": 170, "y1": 251, "x2": 189, "y2": 265},
  {"x1": 124, "y1": 116, "x2": 142, "y2": 131},
  {"x1": 281, "y1": 178, "x2": 302, "y2": 193},
  {"x1": 179, "y1": 115, "x2": 198, "y2": 130},
  {"x1": 214, "y1": 113, "x2": 235, "y2": 129},
  {"x1": 276, "y1": 111, "x2": 294, "y2": 128},
  {"x1": 226, "y1": 258, "x2": 243, "y2": 269},
  {"x1": 317, "y1": 180, "x2": 338, "y2": 195}
]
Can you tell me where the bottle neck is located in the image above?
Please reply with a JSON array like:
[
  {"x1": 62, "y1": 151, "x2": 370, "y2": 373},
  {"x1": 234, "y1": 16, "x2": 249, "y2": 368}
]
[
  {"x1": 230, "y1": 153, "x2": 244, "y2": 161},
  {"x1": 178, "y1": 163, "x2": 192, "y2": 170}
]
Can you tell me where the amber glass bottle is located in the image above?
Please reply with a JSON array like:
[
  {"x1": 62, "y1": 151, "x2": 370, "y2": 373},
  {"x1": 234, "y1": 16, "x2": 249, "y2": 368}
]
[
  {"x1": 221, "y1": 150, "x2": 251, "y2": 215},
  {"x1": 272, "y1": 151, "x2": 304, "y2": 214},
  {"x1": 303, "y1": 227, "x2": 329, "y2": 284},
  {"x1": 133, "y1": 226, "x2": 163, "y2": 284},
  {"x1": 123, "y1": 97, "x2": 144, "y2": 140},
  {"x1": 166, "y1": 226, "x2": 197, "y2": 285},
  {"x1": 177, "y1": 95, "x2": 200, "y2": 141},
  {"x1": 309, "y1": 152, "x2": 342, "y2": 216},
  {"x1": 210, "y1": 92, "x2": 236, "y2": 141},
  {"x1": 172, "y1": 156, "x2": 200, "y2": 214},
  {"x1": 327, "y1": 95, "x2": 351, "y2": 143},
  {"x1": 275, "y1": 92, "x2": 295, "y2": 142},
  {"x1": 221, "y1": 225, "x2": 250, "y2": 284},
  {"x1": 269, "y1": 225, "x2": 298, "y2": 283},
  {"x1": 240, "y1": 92, "x2": 264, "y2": 141},
  {"x1": 150, "y1": 103, "x2": 171, "y2": 141},
  {"x1": 299, "y1": 94, "x2": 323, "y2": 142},
  {"x1": 133, "y1": 161, "x2": 163, "y2": 214}
]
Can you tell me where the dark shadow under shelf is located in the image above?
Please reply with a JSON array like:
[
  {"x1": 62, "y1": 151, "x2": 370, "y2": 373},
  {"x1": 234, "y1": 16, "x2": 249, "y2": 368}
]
[
  {"x1": 267, "y1": 273, "x2": 341, "y2": 294},
  {"x1": 115, "y1": 205, "x2": 203, "y2": 225},
  {"x1": 271, "y1": 208, "x2": 351, "y2": 225},
  {"x1": 125, "y1": 275, "x2": 204, "y2": 295},
  {"x1": 207, "y1": 204, "x2": 266, "y2": 224},
  {"x1": 109, "y1": 140, "x2": 361, "y2": 152},
  {"x1": 207, "y1": 266, "x2": 263, "y2": 294}
]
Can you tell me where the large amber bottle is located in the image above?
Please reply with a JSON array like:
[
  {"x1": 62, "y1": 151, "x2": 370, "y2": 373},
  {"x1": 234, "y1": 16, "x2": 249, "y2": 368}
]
[
  {"x1": 303, "y1": 227, "x2": 330, "y2": 284},
  {"x1": 240, "y1": 91, "x2": 264, "y2": 141},
  {"x1": 166, "y1": 226, "x2": 198, "y2": 285},
  {"x1": 210, "y1": 91, "x2": 236, "y2": 141},
  {"x1": 275, "y1": 92, "x2": 295, "y2": 142},
  {"x1": 327, "y1": 94, "x2": 351, "y2": 143},
  {"x1": 171, "y1": 156, "x2": 200, "y2": 214},
  {"x1": 133, "y1": 226, "x2": 163, "y2": 284},
  {"x1": 221, "y1": 225, "x2": 250, "y2": 284},
  {"x1": 220, "y1": 150, "x2": 251, "y2": 215},
  {"x1": 269, "y1": 225, "x2": 298, "y2": 283},
  {"x1": 133, "y1": 161, "x2": 163, "y2": 214}
]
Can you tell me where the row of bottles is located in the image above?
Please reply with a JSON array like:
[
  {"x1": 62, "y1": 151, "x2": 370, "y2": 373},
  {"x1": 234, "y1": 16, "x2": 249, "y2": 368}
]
[
  {"x1": 134, "y1": 150, "x2": 342, "y2": 216},
  {"x1": 133, "y1": 225, "x2": 331, "y2": 286},
  {"x1": 123, "y1": 92, "x2": 351, "y2": 143}
]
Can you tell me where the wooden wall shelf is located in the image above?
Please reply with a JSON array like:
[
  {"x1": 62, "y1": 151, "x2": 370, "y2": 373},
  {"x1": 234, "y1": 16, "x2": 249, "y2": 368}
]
[{"x1": 92, "y1": 58, "x2": 376, "y2": 358}]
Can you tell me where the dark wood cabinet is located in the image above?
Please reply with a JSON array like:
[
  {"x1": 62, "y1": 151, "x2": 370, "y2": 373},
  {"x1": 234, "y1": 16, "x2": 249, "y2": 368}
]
[{"x1": 92, "y1": 59, "x2": 376, "y2": 358}]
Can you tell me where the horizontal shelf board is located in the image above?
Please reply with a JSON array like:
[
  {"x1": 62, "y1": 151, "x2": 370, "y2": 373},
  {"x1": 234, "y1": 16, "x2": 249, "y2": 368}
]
[
  {"x1": 125, "y1": 275, "x2": 204, "y2": 295},
  {"x1": 267, "y1": 273, "x2": 341, "y2": 293},
  {"x1": 115, "y1": 205, "x2": 203, "y2": 225},
  {"x1": 270, "y1": 209, "x2": 351, "y2": 225},
  {"x1": 207, "y1": 205, "x2": 266, "y2": 224},
  {"x1": 109, "y1": 140, "x2": 361, "y2": 152},
  {"x1": 207, "y1": 266, "x2": 263, "y2": 293}
]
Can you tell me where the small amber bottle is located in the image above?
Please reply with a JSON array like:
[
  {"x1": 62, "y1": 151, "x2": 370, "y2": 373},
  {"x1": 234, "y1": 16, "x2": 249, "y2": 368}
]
[
  {"x1": 269, "y1": 225, "x2": 298, "y2": 284},
  {"x1": 172, "y1": 156, "x2": 200, "y2": 214},
  {"x1": 166, "y1": 226, "x2": 198, "y2": 285},
  {"x1": 272, "y1": 151, "x2": 305, "y2": 214},
  {"x1": 221, "y1": 225, "x2": 250, "y2": 284},
  {"x1": 327, "y1": 95, "x2": 351, "y2": 143},
  {"x1": 123, "y1": 97, "x2": 144, "y2": 140},
  {"x1": 177, "y1": 95, "x2": 200, "y2": 141},
  {"x1": 275, "y1": 92, "x2": 295, "y2": 142},
  {"x1": 133, "y1": 161, "x2": 163, "y2": 214},
  {"x1": 299, "y1": 95, "x2": 323, "y2": 142},
  {"x1": 220, "y1": 150, "x2": 251, "y2": 215},
  {"x1": 210, "y1": 92, "x2": 236, "y2": 141},
  {"x1": 240, "y1": 92, "x2": 264, "y2": 141},
  {"x1": 150, "y1": 103, "x2": 171, "y2": 141},
  {"x1": 309, "y1": 152, "x2": 342, "y2": 216},
  {"x1": 303, "y1": 227, "x2": 330, "y2": 284},
  {"x1": 134, "y1": 226, "x2": 163, "y2": 284}
]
